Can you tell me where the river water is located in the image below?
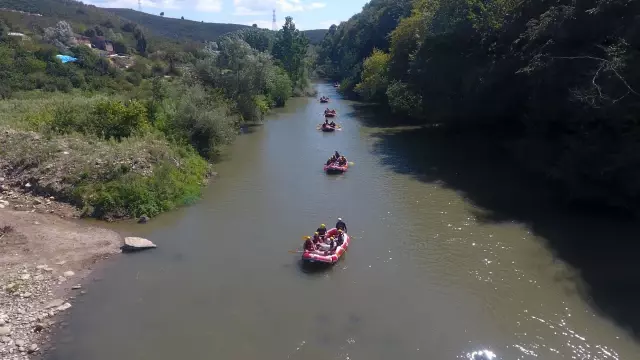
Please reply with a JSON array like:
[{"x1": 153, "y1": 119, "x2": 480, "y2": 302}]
[{"x1": 48, "y1": 83, "x2": 640, "y2": 360}]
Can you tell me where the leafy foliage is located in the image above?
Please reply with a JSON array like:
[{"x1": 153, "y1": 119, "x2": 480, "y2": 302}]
[
  {"x1": 272, "y1": 17, "x2": 309, "y2": 89},
  {"x1": 0, "y1": 0, "x2": 315, "y2": 219},
  {"x1": 317, "y1": 0, "x2": 640, "y2": 213}
]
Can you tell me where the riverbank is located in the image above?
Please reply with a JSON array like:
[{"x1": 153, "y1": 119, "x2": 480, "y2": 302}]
[{"x1": 0, "y1": 207, "x2": 122, "y2": 359}]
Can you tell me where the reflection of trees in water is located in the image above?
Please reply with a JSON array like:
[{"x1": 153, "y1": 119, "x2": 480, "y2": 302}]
[{"x1": 355, "y1": 103, "x2": 640, "y2": 338}]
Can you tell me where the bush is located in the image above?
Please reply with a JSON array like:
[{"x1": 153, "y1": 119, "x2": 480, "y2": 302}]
[
  {"x1": 23, "y1": 97, "x2": 149, "y2": 140},
  {"x1": 75, "y1": 145, "x2": 209, "y2": 218},
  {"x1": 266, "y1": 66, "x2": 292, "y2": 106},
  {"x1": 161, "y1": 84, "x2": 238, "y2": 158}
]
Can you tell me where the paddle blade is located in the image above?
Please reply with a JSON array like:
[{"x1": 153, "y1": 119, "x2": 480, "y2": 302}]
[
  {"x1": 289, "y1": 250, "x2": 303, "y2": 254},
  {"x1": 348, "y1": 162, "x2": 354, "y2": 166}
]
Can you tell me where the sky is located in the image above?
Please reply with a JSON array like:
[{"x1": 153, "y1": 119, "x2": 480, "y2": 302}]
[{"x1": 83, "y1": 0, "x2": 370, "y2": 30}]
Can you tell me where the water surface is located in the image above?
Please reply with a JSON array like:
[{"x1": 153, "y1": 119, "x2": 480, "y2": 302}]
[{"x1": 48, "y1": 84, "x2": 640, "y2": 360}]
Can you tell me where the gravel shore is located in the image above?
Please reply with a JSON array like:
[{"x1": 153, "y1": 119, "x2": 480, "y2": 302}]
[{"x1": 0, "y1": 186, "x2": 122, "y2": 359}]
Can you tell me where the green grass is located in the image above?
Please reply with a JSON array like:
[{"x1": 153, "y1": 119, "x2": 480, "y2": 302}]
[{"x1": 0, "y1": 91, "x2": 217, "y2": 220}]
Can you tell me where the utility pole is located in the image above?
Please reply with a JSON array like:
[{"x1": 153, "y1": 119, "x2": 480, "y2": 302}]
[
  {"x1": 138, "y1": 0, "x2": 142, "y2": 11},
  {"x1": 272, "y1": 9, "x2": 276, "y2": 31}
]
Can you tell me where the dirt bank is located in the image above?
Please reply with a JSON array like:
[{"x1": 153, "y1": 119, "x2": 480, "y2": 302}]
[{"x1": 0, "y1": 208, "x2": 122, "y2": 358}]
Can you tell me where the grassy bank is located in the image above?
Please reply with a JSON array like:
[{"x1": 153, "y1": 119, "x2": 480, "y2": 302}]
[{"x1": 0, "y1": 91, "x2": 214, "y2": 220}]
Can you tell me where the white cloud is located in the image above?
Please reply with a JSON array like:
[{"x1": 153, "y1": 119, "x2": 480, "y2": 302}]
[
  {"x1": 195, "y1": 0, "x2": 222, "y2": 12},
  {"x1": 233, "y1": 0, "x2": 325, "y2": 16}
]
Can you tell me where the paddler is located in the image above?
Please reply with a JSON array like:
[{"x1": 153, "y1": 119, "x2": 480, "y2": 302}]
[
  {"x1": 336, "y1": 217, "x2": 347, "y2": 232},
  {"x1": 336, "y1": 229, "x2": 345, "y2": 246},
  {"x1": 303, "y1": 236, "x2": 316, "y2": 252},
  {"x1": 316, "y1": 224, "x2": 327, "y2": 238}
]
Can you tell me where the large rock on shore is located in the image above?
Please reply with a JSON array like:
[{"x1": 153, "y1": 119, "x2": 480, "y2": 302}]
[{"x1": 121, "y1": 237, "x2": 157, "y2": 252}]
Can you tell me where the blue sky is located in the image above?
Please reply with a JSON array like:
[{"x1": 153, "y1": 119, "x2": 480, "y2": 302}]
[{"x1": 84, "y1": 0, "x2": 370, "y2": 30}]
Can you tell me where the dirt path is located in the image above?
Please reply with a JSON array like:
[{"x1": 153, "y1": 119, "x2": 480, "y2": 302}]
[{"x1": 0, "y1": 208, "x2": 122, "y2": 358}]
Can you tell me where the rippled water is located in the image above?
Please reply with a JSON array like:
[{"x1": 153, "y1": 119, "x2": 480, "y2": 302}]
[{"x1": 47, "y1": 84, "x2": 640, "y2": 360}]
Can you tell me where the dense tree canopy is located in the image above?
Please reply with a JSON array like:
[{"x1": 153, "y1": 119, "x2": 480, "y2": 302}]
[
  {"x1": 317, "y1": 0, "x2": 640, "y2": 213},
  {"x1": 272, "y1": 16, "x2": 309, "y2": 88}
]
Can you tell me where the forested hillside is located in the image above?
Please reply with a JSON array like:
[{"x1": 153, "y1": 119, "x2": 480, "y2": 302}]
[
  {"x1": 106, "y1": 8, "x2": 249, "y2": 43},
  {"x1": 108, "y1": 9, "x2": 328, "y2": 45},
  {"x1": 317, "y1": 0, "x2": 640, "y2": 213}
]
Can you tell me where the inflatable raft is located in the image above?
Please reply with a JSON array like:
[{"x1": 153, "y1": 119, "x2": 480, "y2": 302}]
[
  {"x1": 302, "y1": 228, "x2": 350, "y2": 264},
  {"x1": 321, "y1": 125, "x2": 336, "y2": 132},
  {"x1": 324, "y1": 162, "x2": 348, "y2": 173},
  {"x1": 320, "y1": 98, "x2": 329, "y2": 103},
  {"x1": 324, "y1": 111, "x2": 336, "y2": 117}
]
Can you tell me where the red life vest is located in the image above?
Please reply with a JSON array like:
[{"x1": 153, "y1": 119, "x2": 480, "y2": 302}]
[{"x1": 304, "y1": 239, "x2": 316, "y2": 251}]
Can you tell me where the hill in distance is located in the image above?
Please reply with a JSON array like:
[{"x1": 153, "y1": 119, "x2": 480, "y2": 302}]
[
  {"x1": 0, "y1": 1, "x2": 327, "y2": 45},
  {"x1": 107, "y1": 8, "x2": 327, "y2": 44}
]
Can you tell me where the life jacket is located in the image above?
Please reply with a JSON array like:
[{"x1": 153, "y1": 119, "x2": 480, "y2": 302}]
[
  {"x1": 304, "y1": 239, "x2": 315, "y2": 251},
  {"x1": 336, "y1": 233, "x2": 344, "y2": 246},
  {"x1": 317, "y1": 227, "x2": 327, "y2": 236}
]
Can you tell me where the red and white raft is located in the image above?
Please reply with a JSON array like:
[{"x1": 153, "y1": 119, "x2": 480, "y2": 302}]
[
  {"x1": 302, "y1": 228, "x2": 350, "y2": 264},
  {"x1": 323, "y1": 162, "x2": 348, "y2": 173}
]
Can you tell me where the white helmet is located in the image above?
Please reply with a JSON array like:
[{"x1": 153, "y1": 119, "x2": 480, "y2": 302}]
[{"x1": 337, "y1": 217, "x2": 342, "y2": 221}]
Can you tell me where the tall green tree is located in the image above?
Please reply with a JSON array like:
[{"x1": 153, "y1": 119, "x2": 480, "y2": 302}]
[{"x1": 272, "y1": 16, "x2": 308, "y2": 87}]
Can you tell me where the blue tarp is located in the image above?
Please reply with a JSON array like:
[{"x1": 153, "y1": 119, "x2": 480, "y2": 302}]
[{"x1": 56, "y1": 55, "x2": 78, "y2": 63}]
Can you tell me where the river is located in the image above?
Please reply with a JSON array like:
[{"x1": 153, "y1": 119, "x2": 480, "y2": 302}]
[{"x1": 47, "y1": 83, "x2": 640, "y2": 360}]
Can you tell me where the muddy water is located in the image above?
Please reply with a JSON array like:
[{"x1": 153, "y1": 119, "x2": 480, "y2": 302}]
[{"x1": 48, "y1": 84, "x2": 640, "y2": 360}]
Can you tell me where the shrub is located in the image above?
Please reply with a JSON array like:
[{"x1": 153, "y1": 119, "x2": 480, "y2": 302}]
[{"x1": 75, "y1": 146, "x2": 209, "y2": 218}]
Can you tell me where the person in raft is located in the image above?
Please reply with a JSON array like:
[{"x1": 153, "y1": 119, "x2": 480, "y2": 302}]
[
  {"x1": 336, "y1": 217, "x2": 347, "y2": 232},
  {"x1": 303, "y1": 236, "x2": 316, "y2": 252},
  {"x1": 338, "y1": 156, "x2": 347, "y2": 166},
  {"x1": 317, "y1": 235, "x2": 336, "y2": 253},
  {"x1": 326, "y1": 157, "x2": 335, "y2": 166},
  {"x1": 313, "y1": 232, "x2": 322, "y2": 244},
  {"x1": 334, "y1": 150, "x2": 340, "y2": 159},
  {"x1": 335, "y1": 229, "x2": 346, "y2": 247},
  {"x1": 329, "y1": 120, "x2": 336, "y2": 127},
  {"x1": 317, "y1": 224, "x2": 327, "y2": 238},
  {"x1": 323, "y1": 118, "x2": 330, "y2": 126}
]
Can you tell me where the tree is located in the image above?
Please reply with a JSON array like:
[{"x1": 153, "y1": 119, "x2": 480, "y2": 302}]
[
  {"x1": 160, "y1": 12, "x2": 165, "y2": 16},
  {"x1": 181, "y1": 16, "x2": 184, "y2": 20},
  {"x1": 252, "y1": 24, "x2": 257, "y2": 28},
  {"x1": 84, "y1": 28, "x2": 96, "y2": 38},
  {"x1": 112, "y1": 40, "x2": 128, "y2": 54},
  {"x1": 0, "y1": 20, "x2": 8, "y2": 40},
  {"x1": 235, "y1": 28, "x2": 273, "y2": 53},
  {"x1": 355, "y1": 48, "x2": 390, "y2": 102},
  {"x1": 43, "y1": 21, "x2": 77, "y2": 53},
  {"x1": 134, "y1": 28, "x2": 147, "y2": 54},
  {"x1": 272, "y1": 16, "x2": 308, "y2": 87}
]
